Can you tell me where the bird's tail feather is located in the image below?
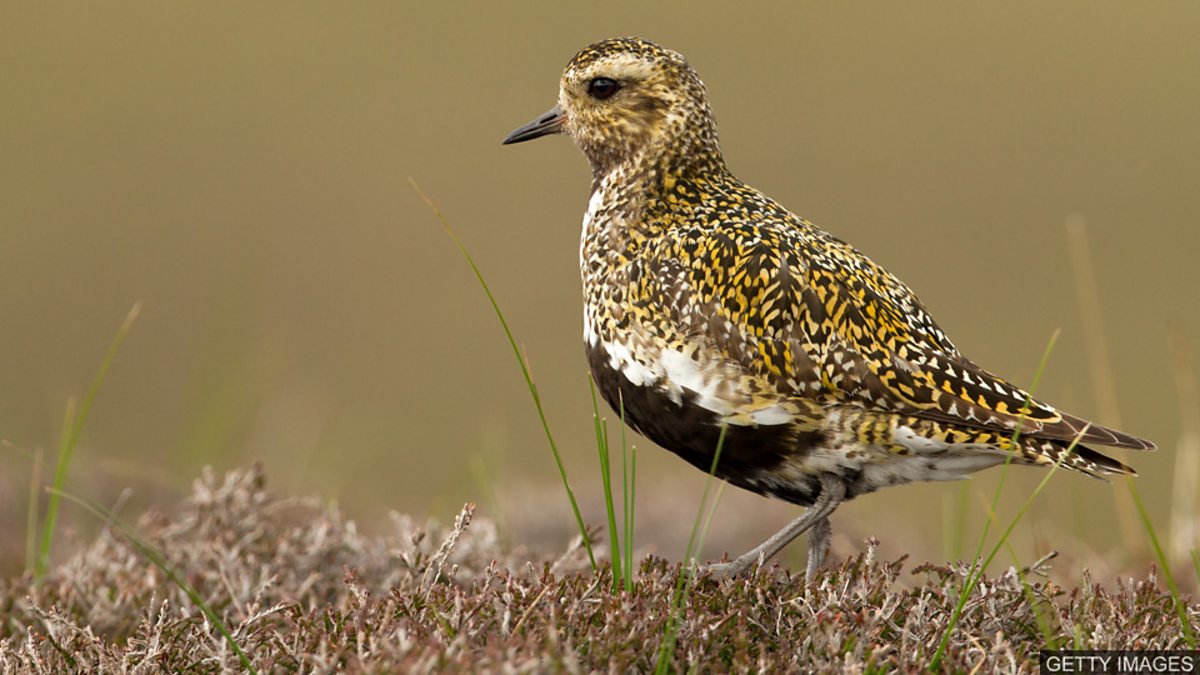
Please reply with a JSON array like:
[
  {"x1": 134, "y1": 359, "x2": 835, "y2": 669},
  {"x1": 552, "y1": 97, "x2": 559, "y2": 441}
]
[{"x1": 1024, "y1": 437, "x2": 1136, "y2": 479}]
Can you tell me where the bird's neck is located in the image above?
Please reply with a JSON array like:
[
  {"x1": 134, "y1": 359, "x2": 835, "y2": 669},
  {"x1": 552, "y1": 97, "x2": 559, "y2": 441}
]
[
  {"x1": 581, "y1": 144, "x2": 733, "y2": 284},
  {"x1": 590, "y1": 120, "x2": 727, "y2": 188}
]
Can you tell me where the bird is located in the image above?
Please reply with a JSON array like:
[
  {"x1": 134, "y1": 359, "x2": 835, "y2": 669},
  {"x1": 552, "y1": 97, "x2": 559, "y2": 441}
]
[{"x1": 501, "y1": 37, "x2": 1155, "y2": 580}]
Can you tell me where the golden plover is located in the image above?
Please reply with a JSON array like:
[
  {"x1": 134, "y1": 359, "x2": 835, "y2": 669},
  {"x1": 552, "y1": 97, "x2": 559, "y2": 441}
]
[{"x1": 503, "y1": 37, "x2": 1154, "y2": 579}]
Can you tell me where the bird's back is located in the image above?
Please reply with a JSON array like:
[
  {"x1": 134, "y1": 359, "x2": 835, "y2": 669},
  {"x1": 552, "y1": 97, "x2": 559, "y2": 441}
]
[{"x1": 582, "y1": 167, "x2": 1151, "y2": 505}]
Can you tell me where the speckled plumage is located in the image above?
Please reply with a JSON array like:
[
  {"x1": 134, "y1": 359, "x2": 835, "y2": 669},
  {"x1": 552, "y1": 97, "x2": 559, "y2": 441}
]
[{"x1": 504, "y1": 38, "x2": 1154, "y2": 576}]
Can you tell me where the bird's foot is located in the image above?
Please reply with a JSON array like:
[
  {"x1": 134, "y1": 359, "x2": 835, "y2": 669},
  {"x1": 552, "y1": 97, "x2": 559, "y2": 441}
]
[{"x1": 700, "y1": 554, "x2": 760, "y2": 578}]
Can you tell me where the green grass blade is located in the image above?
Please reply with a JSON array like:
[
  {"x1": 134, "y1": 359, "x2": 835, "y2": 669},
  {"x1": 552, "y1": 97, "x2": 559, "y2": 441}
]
[
  {"x1": 936, "y1": 427, "x2": 1080, "y2": 667},
  {"x1": 413, "y1": 180, "x2": 596, "y2": 569},
  {"x1": 48, "y1": 488, "x2": 257, "y2": 672},
  {"x1": 981, "y1": 330, "x2": 1060, "y2": 552},
  {"x1": 930, "y1": 329, "x2": 1058, "y2": 670},
  {"x1": 4, "y1": 439, "x2": 95, "y2": 575},
  {"x1": 980, "y1": 491, "x2": 1061, "y2": 649},
  {"x1": 590, "y1": 376, "x2": 623, "y2": 589},
  {"x1": 698, "y1": 482, "x2": 726, "y2": 557},
  {"x1": 682, "y1": 425, "x2": 728, "y2": 570},
  {"x1": 656, "y1": 424, "x2": 727, "y2": 674},
  {"x1": 38, "y1": 400, "x2": 76, "y2": 577},
  {"x1": 628, "y1": 444, "x2": 637, "y2": 592},
  {"x1": 984, "y1": 431, "x2": 1081, "y2": 572},
  {"x1": 26, "y1": 447, "x2": 43, "y2": 575},
  {"x1": 620, "y1": 392, "x2": 635, "y2": 593},
  {"x1": 1191, "y1": 549, "x2": 1200, "y2": 587},
  {"x1": 37, "y1": 303, "x2": 140, "y2": 579},
  {"x1": 1126, "y1": 478, "x2": 1197, "y2": 647}
]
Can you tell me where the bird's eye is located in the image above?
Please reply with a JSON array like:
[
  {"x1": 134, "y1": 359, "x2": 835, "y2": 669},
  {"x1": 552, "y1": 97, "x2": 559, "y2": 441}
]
[{"x1": 587, "y1": 77, "x2": 620, "y2": 100}]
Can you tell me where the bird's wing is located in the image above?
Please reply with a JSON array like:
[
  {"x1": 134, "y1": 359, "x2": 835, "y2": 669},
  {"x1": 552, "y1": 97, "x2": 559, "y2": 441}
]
[{"x1": 642, "y1": 218, "x2": 1154, "y2": 451}]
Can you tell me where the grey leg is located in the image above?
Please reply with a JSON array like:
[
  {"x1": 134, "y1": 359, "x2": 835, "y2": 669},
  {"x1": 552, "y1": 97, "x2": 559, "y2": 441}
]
[
  {"x1": 706, "y1": 475, "x2": 845, "y2": 578},
  {"x1": 805, "y1": 515, "x2": 832, "y2": 581}
]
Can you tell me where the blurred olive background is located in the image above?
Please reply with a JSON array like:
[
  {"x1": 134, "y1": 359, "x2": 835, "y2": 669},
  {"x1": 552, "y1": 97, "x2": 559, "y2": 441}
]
[{"x1": 2, "y1": 1, "x2": 1198, "y2": 579}]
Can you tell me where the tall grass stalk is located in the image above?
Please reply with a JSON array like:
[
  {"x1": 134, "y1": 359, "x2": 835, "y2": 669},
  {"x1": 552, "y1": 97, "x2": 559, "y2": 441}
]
[
  {"x1": 413, "y1": 180, "x2": 597, "y2": 569},
  {"x1": 1166, "y1": 323, "x2": 1200, "y2": 562},
  {"x1": 697, "y1": 482, "x2": 727, "y2": 559},
  {"x1": 36, "y1": 302, "x2": 140, "y2": 579},
  {"x1": 620, "y1": 392, "x2": 637, "y2": 594},
  {"x1": 590, "y1": 377, "x2": 624, "y2": 590},
  {"x1": 655, "y1": 425, "x2": 728, "y2": 675},
  {"x1": 932, "y1": 426, "x2": 1083, "y2": 669},
  {"x1": 4, "y1": 440, "x2": 48, "y2": 574},
  {"x1": 1126, "y1": 478, "x2": 1197, "y2": 647},
  {"x1": 5, "y1": 440, "x2": 87, "y2": 575},
  {"x1": 1069, "y1": 221, "x2": 1194, "y2": 644},
  {"x1": 49, "y1": 488, "x2": 257, "y2": 673},
  {"x1": 1065, "y1": 216, "x2": 1140, "y2": 548},
  {"x1": 930, "y1": 330, "x2": 1059, "y2": 669},
  {"x1": 26, "y1": 447, "x2": 43, "y2": 574},
  {"x1": 977, "y1": 493, "x2": 1060, "y2": 648}
]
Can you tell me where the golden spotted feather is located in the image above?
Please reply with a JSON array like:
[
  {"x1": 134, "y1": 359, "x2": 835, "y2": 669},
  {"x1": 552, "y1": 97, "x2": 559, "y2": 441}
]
[{"x1": 632, "y1": 179, "x2": 1151, "y2": 475}]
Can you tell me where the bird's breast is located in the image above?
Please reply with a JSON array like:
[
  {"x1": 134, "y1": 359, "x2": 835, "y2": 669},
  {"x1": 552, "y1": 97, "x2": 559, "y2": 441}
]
[{"x1": 583, "y1": 329, "x2": 840, "y2": 506}]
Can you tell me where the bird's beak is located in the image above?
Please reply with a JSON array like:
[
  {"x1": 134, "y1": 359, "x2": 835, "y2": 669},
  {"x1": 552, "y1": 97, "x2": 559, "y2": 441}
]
[{"x1": 502, "y1": 104, "x2": 565, "y2": 145}]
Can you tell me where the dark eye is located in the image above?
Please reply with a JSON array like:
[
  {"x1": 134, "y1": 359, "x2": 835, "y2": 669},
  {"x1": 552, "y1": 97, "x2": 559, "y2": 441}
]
[{"x1": 587, "y1": 77, "x2": 620, "y2": 100}]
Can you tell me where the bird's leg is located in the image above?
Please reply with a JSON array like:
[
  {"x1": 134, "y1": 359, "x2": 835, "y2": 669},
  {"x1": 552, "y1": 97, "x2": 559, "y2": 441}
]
[
  {"x1": 804, "y1": 515, "x2": 832, "y2": 581},
  {"x1": 706, "y1": 475, "x2": 845, "y2": 578}
]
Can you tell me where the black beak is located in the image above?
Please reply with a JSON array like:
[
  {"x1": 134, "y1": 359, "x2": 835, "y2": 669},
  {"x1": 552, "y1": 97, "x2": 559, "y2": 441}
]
[{"x1": 502, "y1": 104, "x2": 565, "y2": 145}]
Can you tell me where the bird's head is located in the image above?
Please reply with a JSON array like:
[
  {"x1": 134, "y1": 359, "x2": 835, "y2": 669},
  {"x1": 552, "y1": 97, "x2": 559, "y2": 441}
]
[{"x1": 503, "y1": 38, "x2": 724, "y2": 179}]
